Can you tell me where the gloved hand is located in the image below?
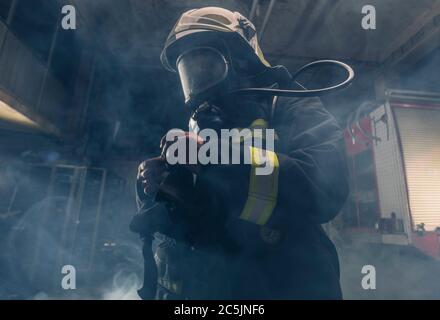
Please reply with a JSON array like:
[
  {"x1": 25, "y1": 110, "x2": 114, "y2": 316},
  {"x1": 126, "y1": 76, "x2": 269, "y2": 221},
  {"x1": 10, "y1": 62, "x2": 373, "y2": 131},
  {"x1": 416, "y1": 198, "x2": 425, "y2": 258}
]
[
  {"x1": 137, "y1": 156, "x2": 168, "y2": 202},
  {"x1": 160, "y1": 130, "x2": 204, "y2": 174},
  {"x1": 131, "y1": 157, "x2": 168, "y2": 235},
  {"x1": 136, "y1": 154, "x2": 195, "y2": 208}
]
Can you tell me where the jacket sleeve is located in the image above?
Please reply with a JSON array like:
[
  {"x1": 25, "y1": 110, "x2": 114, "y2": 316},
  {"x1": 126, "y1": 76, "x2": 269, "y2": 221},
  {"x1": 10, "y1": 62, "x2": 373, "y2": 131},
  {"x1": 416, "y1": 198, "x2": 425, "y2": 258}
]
[
  {"x1": 275, "y1": 97, "x2": 349, "y2": 224},
  {"x1": 130, "y1": 166, "x2": 198, "y2": 239},
  {"x1": 129, "y1": 179, "x2": 172, "y2": 236},
  {"x1": 196, "y1": 97, "x2": 349, "y2": 226}
]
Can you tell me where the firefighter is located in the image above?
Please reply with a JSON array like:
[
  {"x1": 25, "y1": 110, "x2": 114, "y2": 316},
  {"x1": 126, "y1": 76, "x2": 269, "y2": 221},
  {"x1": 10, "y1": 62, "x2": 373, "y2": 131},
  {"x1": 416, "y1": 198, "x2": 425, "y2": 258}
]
[{"x1": 130, "y1": 7, "x2": 349, "y2": 300}]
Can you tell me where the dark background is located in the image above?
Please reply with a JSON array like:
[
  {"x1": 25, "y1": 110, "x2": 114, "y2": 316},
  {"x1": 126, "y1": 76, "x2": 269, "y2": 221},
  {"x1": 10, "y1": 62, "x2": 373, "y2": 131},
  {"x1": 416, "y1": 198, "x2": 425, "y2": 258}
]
[{"x1": 0, "y1": 0, "x2": 440, "y2": 299}]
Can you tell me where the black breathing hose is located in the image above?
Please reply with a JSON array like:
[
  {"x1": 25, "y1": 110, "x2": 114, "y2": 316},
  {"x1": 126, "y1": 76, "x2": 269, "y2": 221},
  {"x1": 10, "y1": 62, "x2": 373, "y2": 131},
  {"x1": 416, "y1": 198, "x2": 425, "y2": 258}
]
[{"x1": 231, "y1": 60, "x2": 355, "y2": 97}]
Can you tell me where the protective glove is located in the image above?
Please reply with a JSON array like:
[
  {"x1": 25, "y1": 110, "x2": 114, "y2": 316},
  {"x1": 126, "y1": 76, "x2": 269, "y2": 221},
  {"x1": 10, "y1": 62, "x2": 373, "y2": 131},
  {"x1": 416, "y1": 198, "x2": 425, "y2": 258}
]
[
  {"x1": 130, "y1": 157, "x2": 168, "y2": 235},
  {"x1": 137, "y1": 156, "x2": 168, "y2": 201},
  {"x1": 160, "y1": 130, "x2": 204, "y2": 174}
]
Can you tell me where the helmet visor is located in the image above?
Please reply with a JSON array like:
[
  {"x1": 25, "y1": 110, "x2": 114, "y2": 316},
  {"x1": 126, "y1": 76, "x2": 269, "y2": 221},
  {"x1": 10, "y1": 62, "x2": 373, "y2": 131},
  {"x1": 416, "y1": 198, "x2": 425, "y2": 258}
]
[{"x1": 176, "y1": 47, "x2": 228, "y2": 105}]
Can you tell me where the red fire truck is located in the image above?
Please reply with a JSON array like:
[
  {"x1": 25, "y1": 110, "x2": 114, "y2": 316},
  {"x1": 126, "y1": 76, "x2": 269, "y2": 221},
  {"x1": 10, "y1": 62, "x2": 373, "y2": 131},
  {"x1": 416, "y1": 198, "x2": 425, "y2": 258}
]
[{"x1": 340, "y1": 89, "x2": 440, "y2": 259}]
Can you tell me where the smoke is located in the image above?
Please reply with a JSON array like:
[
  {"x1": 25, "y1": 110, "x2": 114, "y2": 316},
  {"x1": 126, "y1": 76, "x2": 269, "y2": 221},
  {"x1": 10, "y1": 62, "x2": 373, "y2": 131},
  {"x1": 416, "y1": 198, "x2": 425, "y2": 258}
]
[
  {"x1": 0, "y1": 158, "x2": 144, "y2": 300},
  {"x1": 101, "y1": 269, "x2": 141, "y2": 300},
  {"x1": 28, "y1": 269, "x2": 143, "y2": 300},
  {"x1": 328, "y1": 228, "x2": 440, "y2": 299},
  {"x1": 2, "y1": 196, "x2": 71, "y2": 299},
  {"x1": 3, "y1": 195, "x2": 145, "y2": 300}
]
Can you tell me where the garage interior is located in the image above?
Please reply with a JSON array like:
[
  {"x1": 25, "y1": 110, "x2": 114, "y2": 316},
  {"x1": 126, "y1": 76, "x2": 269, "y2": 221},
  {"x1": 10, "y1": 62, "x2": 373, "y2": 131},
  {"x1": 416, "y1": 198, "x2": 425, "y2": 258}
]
[{"x1": 1, "y1": 0, "x2": 440, "y2": 299}]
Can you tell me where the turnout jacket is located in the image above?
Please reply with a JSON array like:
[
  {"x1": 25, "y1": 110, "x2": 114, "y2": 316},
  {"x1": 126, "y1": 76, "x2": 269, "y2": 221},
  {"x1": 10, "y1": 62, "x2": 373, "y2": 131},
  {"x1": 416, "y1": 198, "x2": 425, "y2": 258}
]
[{"x1": 132, "y1": 96, "x2": 349, "y2": 300}]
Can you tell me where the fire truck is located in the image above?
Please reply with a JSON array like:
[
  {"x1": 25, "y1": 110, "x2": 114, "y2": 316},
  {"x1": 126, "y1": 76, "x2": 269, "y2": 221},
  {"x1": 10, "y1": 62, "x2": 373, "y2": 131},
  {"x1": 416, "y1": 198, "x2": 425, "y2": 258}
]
[{"x1": 339, "y1": 89, "x2": 440, "y2": 259}]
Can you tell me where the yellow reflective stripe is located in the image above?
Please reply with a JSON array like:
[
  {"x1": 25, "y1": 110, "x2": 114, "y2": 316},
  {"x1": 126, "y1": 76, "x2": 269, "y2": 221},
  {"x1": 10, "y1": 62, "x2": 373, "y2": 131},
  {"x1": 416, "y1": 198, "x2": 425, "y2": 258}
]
[
  {"x1": 250, "y1": 118, "x2": 268, "y2": 129},
  {"x1": 239, "y1": 146, "x2": 279, "y2": 225},
  {"x1": 231, "y1": 129, "x2": 265, "y2": 144},
  {"x1": 250, "y1": 119, "x2": 278, "y2": 141},
  {"x1": 251, "y1": 129, "x2": 279, "y2": 141},
  {"x1": 241, "y1": 195, "x2": 278, "y2": 226},
  {"x1": 232, "y1": 123, "x2": 278, "y2": 144},
  {"x1": 256, "y1": 44, "x2": 271, "y2": 67}
]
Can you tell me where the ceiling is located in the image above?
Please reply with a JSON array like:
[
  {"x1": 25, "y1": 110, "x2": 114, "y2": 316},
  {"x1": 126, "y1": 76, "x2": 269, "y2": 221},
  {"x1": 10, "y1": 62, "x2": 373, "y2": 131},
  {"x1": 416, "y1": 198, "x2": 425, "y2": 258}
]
[{"x1": 69, "y1": 0, "x2": 440, "y2": 70}]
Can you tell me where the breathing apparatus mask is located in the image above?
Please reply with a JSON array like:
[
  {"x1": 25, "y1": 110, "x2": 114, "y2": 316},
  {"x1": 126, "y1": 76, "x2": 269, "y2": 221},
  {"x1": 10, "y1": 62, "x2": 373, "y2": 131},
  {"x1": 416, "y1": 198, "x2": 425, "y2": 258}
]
[{"x1": 177, "y1": 47, "x2": 229, "y2": 109}]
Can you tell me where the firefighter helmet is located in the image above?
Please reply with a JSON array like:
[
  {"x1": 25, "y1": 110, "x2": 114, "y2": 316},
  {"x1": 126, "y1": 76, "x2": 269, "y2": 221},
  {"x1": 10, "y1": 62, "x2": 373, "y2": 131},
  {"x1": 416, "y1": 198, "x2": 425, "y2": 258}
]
[{"x1": 160, "y1": 7, "x2": 270, "y2": 72}]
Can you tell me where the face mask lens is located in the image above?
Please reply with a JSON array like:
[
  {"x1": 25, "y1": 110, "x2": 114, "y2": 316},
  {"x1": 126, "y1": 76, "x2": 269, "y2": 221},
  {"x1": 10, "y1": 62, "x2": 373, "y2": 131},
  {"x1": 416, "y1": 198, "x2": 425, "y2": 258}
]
[{"x1": 177, "y1": 47, "x2": 228, "y2": 104}]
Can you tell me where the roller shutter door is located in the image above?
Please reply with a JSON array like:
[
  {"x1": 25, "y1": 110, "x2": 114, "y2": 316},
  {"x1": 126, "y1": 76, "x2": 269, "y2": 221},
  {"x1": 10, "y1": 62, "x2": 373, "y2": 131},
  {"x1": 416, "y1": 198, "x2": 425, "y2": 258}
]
[{"x1": 394, "y1": 106, "x2": 440, "y2": 231}]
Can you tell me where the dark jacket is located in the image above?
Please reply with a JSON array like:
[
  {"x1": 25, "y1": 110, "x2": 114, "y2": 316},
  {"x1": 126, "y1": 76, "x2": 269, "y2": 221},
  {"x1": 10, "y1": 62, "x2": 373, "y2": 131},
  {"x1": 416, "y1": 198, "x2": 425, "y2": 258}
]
[{"x1": 132, "y1": 96, "x2": 349, "y2": 299}]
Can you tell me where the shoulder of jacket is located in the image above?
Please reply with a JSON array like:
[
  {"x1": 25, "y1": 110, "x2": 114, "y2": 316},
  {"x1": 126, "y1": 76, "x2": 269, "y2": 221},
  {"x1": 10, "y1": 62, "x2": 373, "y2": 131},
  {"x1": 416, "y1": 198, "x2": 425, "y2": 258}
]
[{"x1": 272, "y1": 96, "x2": 325, "y2": 124}]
